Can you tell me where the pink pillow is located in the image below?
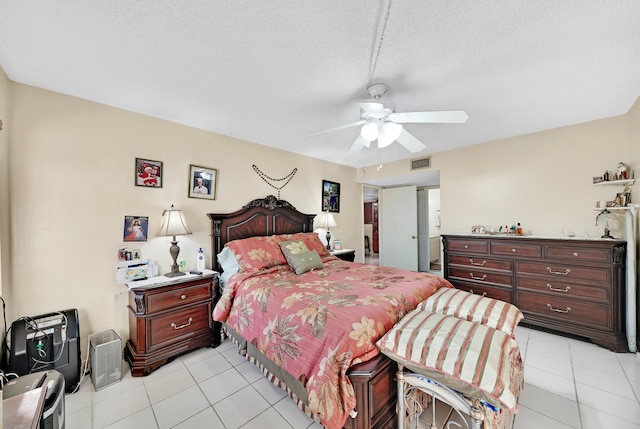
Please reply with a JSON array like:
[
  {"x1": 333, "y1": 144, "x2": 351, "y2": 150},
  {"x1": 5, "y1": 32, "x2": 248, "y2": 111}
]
[
  {"x1": 226, "y1": 236, "x2": 287, "y2": 273},
  {"x1": 289, "y1": 232, "x2": 331, "y2": 257}
]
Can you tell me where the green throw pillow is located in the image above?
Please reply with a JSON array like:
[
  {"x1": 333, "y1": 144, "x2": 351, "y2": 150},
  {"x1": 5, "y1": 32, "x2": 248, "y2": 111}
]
[
  {"x1": 279, "y1": 240, "x2": 310, "y2": 267},
  {"x1": 288, "y1": 250, "x2": 324, "y2": 275}
]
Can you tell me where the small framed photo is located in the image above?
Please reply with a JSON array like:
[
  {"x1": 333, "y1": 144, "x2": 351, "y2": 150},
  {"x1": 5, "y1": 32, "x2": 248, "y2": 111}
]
[
  {"x1": 189, "y1": 165, "x2": 217, "y2": 200},
  {"x1": 135, "y1": 158, "x2": 163, "y2": 188},
  {"x1": 123, "y1": 216, "x2": 149, "y2": 242},
  {"x1": 322, "y1": 179, "x2": 340, "y2": 213},
  {"x1": 614, "y1": 192, "x2": 630, "y2": 207}
]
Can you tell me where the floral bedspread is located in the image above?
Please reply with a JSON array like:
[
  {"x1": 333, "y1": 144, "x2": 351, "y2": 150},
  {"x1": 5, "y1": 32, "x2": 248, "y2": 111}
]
[{"x1": 213, "y1": 257, "x2": 452, "y2": 429}]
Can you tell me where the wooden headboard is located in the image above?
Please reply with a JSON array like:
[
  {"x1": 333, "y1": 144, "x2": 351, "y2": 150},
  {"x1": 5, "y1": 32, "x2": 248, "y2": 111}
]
[{"x1": 207, "y1": 195, "x2": 316, "y2": 271}]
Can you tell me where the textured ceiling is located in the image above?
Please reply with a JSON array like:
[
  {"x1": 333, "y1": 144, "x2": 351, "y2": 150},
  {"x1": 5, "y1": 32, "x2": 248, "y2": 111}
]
[{"x1": 1, "y1": 1, "x2": 639, "y2": 169}]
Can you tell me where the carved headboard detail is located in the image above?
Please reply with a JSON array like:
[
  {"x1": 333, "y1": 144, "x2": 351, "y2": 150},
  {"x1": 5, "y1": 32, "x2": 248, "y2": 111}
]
[{"x1": 207, "y1": 195, "x2": 316, "y2": 271}]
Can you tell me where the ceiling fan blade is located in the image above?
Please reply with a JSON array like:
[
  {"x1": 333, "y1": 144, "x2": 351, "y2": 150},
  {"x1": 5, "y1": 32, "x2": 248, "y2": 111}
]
[
  {"x1": 389, "y1": 110, "x2": 469, "y2": 124},
  {"x1": 395, "y1": 129, "x2": 426, "y2": 153},
  {"x1": 344, "y1": 135, "x2": 371, "y2": 161},
  {"x1": 306, "y1": 120, "x2": 367, "y2": 138}
]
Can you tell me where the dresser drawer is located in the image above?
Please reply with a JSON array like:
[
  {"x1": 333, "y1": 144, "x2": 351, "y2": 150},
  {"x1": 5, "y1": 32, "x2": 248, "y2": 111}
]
[
  {"x1": 148, "y1": 303, "x2": 212, "y2": 351},
  {"x1": 517, "y1": 277, "x2": 609, "y2": 302},
  {"x1": 518, "y1": 292, "x2": 610, "y2": 329},
  {"x1": 147, "y1": 282, "x2": 212, "y2": 314},
  {"x1": 491, "y1": 242, "x2": 541, "y2": 258},
  {"x1": 448, "y1": 267, "x2": 512, "y2": 286},
  {"x1": 448, "y1": 255, "x2": 512, "y2": 271},
  {"x1": 544, "y1": 245, "x2": 612, "y2": 263},
  {"x1": 516, "y1": 261, "x2": 610, "y2": 284},
  {"x1": 446, "y1": 240, "x2": 489, "y2": 254},
  {"x1": 451, "y1": 282, "x2": 512, "y2": 303}
]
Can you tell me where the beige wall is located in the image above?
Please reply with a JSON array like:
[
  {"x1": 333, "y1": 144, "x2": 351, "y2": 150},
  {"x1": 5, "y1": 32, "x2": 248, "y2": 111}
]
[
  {"x1": 361, "y1": 111, "x2": 636, "y2": 239},
  {"x1": 7, "y1": 83, "x2": 362, "y2": 349},
  {"x1": 0, "y1": 67, "x2": 10, "y2": 303}
]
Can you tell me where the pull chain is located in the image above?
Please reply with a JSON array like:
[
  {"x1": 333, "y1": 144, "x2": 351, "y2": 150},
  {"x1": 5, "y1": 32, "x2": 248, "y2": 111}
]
[
  {"x1": 369, "y1": 0, "x2": 393, "y2": 83},
  {"x1": 252, "y1": 164, "x2": 298, "y2": 199}
]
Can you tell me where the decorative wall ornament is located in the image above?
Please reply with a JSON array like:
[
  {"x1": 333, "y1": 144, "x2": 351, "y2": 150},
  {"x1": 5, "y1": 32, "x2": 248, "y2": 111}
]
[{"x1": 252, "y1": 164, "x2": 297, "y2": 199}]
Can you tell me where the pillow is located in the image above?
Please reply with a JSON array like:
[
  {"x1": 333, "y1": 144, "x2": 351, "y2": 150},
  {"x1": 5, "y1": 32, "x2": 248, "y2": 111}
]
[
  {"x1": 289, "y1": 232, "x2": 331, "y2": 258},
  {"x1": 217, "y1": 246, "x2": 240, "y2": 287},
  {"x1": 287, "y1": 250, "x2": 324, "y2": 275},
  {"x1": 278, "y1": 240, "x2": 311, "y2": 268},
  {"x1": 376, "y1": 310, "x2": 523, "y2": 411},
  {"x1": 225, "y1": 236, "x2": 287, "y2": 273},
  {"x1": 417, "y1": 288, "x2": 523, "y2": 337}
]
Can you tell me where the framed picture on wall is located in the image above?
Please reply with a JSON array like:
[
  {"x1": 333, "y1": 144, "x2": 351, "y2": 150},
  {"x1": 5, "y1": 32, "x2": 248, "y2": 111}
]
[
  {"x1": 135, "y1": 158, "x2": 163, "y2": 188},
  {"x1": 123, "y1": 215, "x2": 149, "y2": 242},
  {"x1": 189, "y1": 165, "x2": 217, "y2": 200},
  {"x1": 322, "y1": 179, "x2": 340, "y2": 213}
]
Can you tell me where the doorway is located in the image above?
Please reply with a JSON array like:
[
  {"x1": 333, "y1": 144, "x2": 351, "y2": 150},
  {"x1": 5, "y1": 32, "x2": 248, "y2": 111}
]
[{"x1": 362, "y1": 171, "x2": 442, "y2": 275}]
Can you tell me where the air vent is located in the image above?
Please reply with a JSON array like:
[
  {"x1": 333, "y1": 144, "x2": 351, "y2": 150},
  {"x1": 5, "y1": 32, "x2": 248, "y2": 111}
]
[{"x1": 410, "y1": 156, "x2": 431, "y2": 170}]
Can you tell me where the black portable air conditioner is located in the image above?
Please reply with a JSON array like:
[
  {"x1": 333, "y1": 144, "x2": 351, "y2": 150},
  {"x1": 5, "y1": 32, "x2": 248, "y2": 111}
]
[{"x1": 9, "y1": 308, "x2": 81, "y2": 393}]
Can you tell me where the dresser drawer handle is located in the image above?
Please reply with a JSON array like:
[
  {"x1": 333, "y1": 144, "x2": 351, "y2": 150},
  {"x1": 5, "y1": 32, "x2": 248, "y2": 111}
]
[
  {"x1": 171, "y1": 317, "x2": 193, "y2": 330},
  {"x1": 547, "y1": 283, "x2": 571, "y2": 293},
  {"x1": 464, "y1": 245, "x2": 469, "y2": 249},
  {"x1": 511, "y1": 248, "x2": 517, "y2": 253},
  {"x1": 469, "y1": 273, "x2": 487, "y2": 281},
  {"x1": 180, "y1": 294, "x2": 187, "y2": 300},
  {"x1": 547, "y1": 304, "x2": 571, "y2": 313},
  {"x1": 468, "y1": 289, "x2": 487, "y2": 297},
  {"x1": 469, "y1": 259, "x2": 486, "y2": 266},
  {"x1": 573, "y1": 252, "x2": 579, "y2": 257},
  {"x1": 546, "y1": 267, "x2": 571, "y2": 275}
]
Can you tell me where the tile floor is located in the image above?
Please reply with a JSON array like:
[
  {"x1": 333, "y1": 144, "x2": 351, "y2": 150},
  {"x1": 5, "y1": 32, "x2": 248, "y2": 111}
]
[{"x1": 65, "y1": 327, "x2": 640, "y2": 429}]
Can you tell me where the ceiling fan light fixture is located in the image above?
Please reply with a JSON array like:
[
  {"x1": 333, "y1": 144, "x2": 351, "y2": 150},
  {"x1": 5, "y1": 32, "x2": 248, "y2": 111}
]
[
  {"x1": 377, "y1": 122, "x2": 402, "y2": 147},
  {"x1": 360, "y1": 122, "x2": 378, "y2": 141}
]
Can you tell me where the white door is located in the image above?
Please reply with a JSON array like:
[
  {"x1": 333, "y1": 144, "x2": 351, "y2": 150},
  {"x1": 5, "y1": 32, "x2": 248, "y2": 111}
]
[{"x1": 379, "y1": 186, "x2": 418, "y2": 271}]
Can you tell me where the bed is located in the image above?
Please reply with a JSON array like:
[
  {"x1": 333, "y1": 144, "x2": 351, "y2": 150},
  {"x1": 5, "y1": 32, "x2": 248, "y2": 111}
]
[{"x1": 207, "y1": 196, "x2": 453, "y2": 429}]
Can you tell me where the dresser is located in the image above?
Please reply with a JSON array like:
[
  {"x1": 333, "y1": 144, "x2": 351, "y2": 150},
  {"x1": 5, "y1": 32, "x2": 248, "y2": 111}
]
[
  {"x1": 124, "y1": 271, "x2": 219, "y2": 376},
  {"x1": 442, "y1": 235, "x2": 627, "y2": 352}
]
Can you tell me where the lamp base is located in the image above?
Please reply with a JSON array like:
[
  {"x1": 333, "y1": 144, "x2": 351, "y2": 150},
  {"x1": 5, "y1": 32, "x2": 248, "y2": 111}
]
[
  {"x1": 326, "y1": 230, "x2": 331, "y2": 250},
  {"x1": 165, "y1": 271, "x2": 186, "y2": 277}
]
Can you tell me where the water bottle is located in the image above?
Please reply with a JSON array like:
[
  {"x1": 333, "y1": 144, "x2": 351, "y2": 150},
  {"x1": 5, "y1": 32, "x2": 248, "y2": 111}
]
[{"x1": 196, "y1": 248, "x2": 206, "y2": 271}]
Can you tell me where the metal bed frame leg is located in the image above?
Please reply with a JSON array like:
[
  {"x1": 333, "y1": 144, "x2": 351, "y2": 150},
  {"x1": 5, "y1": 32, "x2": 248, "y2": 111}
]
[{"x1": 397, "y1": 364, "x2": 405, "y2": 429}]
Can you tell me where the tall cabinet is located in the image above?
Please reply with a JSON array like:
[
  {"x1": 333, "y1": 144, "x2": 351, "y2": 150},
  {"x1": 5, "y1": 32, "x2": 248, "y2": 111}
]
[{"x1": 442, "y1": 235, "x2": 628, "y2": 352}]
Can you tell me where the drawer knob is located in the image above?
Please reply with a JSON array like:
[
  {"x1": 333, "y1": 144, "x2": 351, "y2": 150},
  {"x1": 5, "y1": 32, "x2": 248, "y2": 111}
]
[
  {"x1": 547, "y1": 283, "x2": 571, "y2": 293},
  {"x1": 546, "y1": 267, "x2": 571, "y2": 275},
  {"x1": 469, "y1": 259, "x2": 486, "y2": 266},
  {"x1": 180, "y1": 294, "x2": 187, "y2": 300},
  {"x1": 547, "y1": 304, "x2": 571, "y2": 314},
  {"x1": 469, "y1": 273, "x2": 487, "y2": 281},
  {"x1": 573, "y1": 252, "x2": 579, "y2": 257},
  {"x1": 171, "y1": 317, "x2": 193, "y2": 330},
  {"x1": 511, "y1": 248, "x2": 517, "y2": 253},
  {"x1": 464, "y1": 245, "x2": 469, "y2": 249}
]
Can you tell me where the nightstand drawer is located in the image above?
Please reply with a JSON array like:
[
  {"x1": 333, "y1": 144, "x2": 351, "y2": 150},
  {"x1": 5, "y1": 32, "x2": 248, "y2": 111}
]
[
  {"x1": 148, "y1": 303, "x2": 211, "y2": 351},
  {"x1": 147, "y1": 282, "x2": 212, "y2": 314}
]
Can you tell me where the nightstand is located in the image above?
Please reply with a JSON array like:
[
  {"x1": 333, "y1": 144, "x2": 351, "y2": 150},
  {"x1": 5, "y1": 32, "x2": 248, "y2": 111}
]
[
  {"x1": 124, "y1": 270, "x2": 219, "y2": 376},
  {"x1": 330, "y1": 248, "x2": 356, "y2": 262}
]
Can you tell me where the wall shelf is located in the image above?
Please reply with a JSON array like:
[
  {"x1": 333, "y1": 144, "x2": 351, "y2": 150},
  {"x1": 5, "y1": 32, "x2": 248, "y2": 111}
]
[{"x1": 593, "y1": 179, "x2": 635, "y2": 187}]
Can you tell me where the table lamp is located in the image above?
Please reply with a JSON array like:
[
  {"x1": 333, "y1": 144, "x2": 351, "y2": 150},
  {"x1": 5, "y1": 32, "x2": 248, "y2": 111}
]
[
  {"x1": 158, "y1": 204, "x2": 192, "y2": 277},
  {"x1": 319, "y1": 211, "x2": 337, "y2": 250}
]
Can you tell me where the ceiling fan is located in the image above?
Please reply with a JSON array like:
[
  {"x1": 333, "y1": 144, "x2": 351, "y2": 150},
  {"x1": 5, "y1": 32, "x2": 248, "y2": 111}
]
[{"x1": 311, "y1": 82, "x2": 469, "y2": 160}]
